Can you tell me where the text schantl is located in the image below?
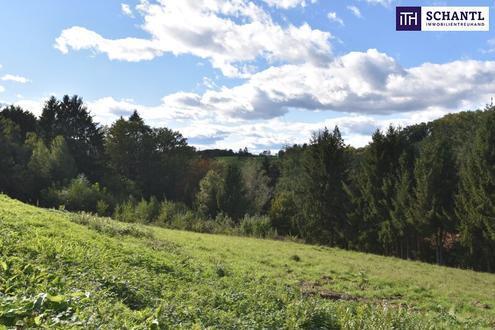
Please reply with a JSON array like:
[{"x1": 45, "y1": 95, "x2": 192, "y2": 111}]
[{"x1": 396, "y1": 6, "x2": 489, "y2": 32}]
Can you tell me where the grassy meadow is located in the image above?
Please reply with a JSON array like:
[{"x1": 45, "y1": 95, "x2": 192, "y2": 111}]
[{"x1": 0, "y1": 194, "x2": 494, "y2": 329}]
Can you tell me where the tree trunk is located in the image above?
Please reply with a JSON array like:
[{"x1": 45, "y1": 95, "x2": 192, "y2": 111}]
[{"x1": 436, "y1": 228, "x2": 444, "y2": 265}]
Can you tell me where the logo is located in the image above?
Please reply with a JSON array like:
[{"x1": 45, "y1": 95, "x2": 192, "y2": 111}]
[
  {"x1": 397, "y1": 7, "x2": 421, "y2": 31},
  {"x1": 396, "y1": 6, "x2": 489, "y2": 32}
]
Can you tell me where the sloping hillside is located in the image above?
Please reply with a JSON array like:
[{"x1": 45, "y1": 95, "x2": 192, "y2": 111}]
[{"x1": 0, "y1": 195, "x2": 494, "y2": 329}]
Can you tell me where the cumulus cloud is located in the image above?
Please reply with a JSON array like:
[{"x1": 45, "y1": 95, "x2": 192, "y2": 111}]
[
  {"x1": 363, "y1": 0, "x2": 392, "y2": 7},
  {"x1": 77, "y1": 49, "x2": 495, "y2": 150},
  {"x1": 78, "y1": 49, "x2": 495, "y2": 125},
  {"x1": 327, "y1": 12, "x2": 344, "y2": 26},
  {"x1": 13, "y1": 99, "x2": 47, "y2": 117},
  {"x1": 55, "y1": 0, "x2": 332, "y2": 77},
  {"x1": 15, "y1": 48, "x2": 495, "y2": 151},
  {"x1": 86, "y1": 93, "x2": 209, "y2": 126},
  {"x1": 1, "y1": 74, "x2": 30, "y2": 84},
  {"x1": 177, "y1": 108, "x2": 458, "y2": 151},
  {"x1": 347, "y1": 5, "x2": 362, "y2": 18},
  {"x1": 55, "y1": 27, "x2": 162, "y2": 62},
  {"x1": 156, "y1": 49, "x2": 495, "y2": 120},
  {"x1": 121, "y1": 3, "x2": 134, "y2": 17},
  {"x1": 262, "y1": 0, "x2": 316, "y2": 9},
  {"x1": 0, "y1": 85, "x2": 5, "y2": 93}
]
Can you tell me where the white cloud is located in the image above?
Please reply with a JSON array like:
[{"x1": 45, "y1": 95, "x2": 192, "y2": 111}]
[
  {"x1": 1, "y1": 74, "x2": 30, "y2": 84},
  {"x1": 9, "y1": 97, "x2": 479, "y2": 152},
  {"x1": 363, "y1": 0, "x2": 392, "y2": 7},
  {"x1": 54, "y1": 0, "x2": 332, "y2": 77},
  {"x1": 55, "y1": 27, "x2": 161, "y2": 62},
  {"x1": 0, "y1": 85, "x2": 4, "y2": 93},
  {"x1": 121, "y1": 3, "x2": 134, "y2": 17},
  {"x1": 178, "y1": 107, "x2": 462, "y2": 151},
  {"x1": 152, "y1": 49, "x2": 495, "y2": 120},
  {"x1": 85, "y1": 92, "x2": 211, "y2": 126},
  {"x1": 75, "y1": 50, "x2": 495, "y2": 150},
  {"x1": 262, "y1": 0, "x2": 316, "y2": 9},
  {"x1": 13, "y1": 47, "x2": 495, "y2": 151},
  {"x1": 60, "y1": 49, "x2": 495, "y2": 131},
  {"x1": 327, "y1": 12, "x2": 344, "y2": 26},
  {"x1": 13, "y1": 99, "x2": 47, "y2": 117},
  {"x1": 347, "y1": 5, "x2": 362, "y2": 18},
  {"x1": 482, "y1": 38, "x2": 495, "y2": 54}
]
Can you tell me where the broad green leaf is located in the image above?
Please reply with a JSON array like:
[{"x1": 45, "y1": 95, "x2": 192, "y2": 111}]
[
  {"x1": 46, "y1": 294, "x2": 65, "y2": 303},
  {"x1": 34, "y1": 315, "x2": 42, "y2": 326}
]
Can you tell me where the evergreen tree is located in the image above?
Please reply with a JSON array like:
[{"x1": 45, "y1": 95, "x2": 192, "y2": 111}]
[
  {"x1": 0, "y1": 105, "x2": 38, "y2": 138},
  {"x1": 39, "y1": 95, "x2": 104, "y2": 180},
  {"x1": 299, "y1": 127, "x2": 349, "y2": 245},
  {"x1": 39, "y1": 96, "x2": 58, "y2": 142},
  {"x1": 0, "y1": 117, "x2": 32, "y2": 200},
  {"x1": 151, "y1": 127, "x2": 195, "y2": 201},
  {"x1": 456, "y1": 109, "x2": 495, "y2": 271},
  {"x1": 389, "y1": 156, "x2": 414, "y2": 259},
  {"x1": 105, "y1": 111, "x2": 154, "y2": 195},
  {"x1": 346, "y1": 127, "x2": 406, "y2": 254},
  {"x1": 412, "y1": 138, "x2": 458, "y2": 265},
  {"x1": 218, "y1": 163, "x2": 247, "y2": 221}
]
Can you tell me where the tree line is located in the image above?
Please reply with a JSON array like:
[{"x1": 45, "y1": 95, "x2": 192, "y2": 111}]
[{"x1": 1, "y1": 95, "x2": 494, "y2": 272}]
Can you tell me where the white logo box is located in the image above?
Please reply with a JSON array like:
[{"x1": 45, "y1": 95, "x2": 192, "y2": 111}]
[{"x1": 422, "y1": 7, "x2": 489, "y2": 31}]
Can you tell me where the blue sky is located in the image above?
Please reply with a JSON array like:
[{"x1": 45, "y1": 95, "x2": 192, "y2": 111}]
[{"x1": 0, "y1": 0, "x2": 494, "y2": 151}]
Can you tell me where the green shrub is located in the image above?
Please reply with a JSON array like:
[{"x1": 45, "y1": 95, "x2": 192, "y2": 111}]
[
  {"x1": 156, "y1": 200, "x2": 189, "y2": 226},
  {"x1": 44, "y1": 175, "x2": 113, "y2": 213},
  {"x1": 113, "y1": 200, "x2": 136, "y2": 223},
  {"x1": 269, "y1": 191, "x2": 298, "y2": 236},
  {"x1": 212, "y1": 212, "x2": 236, "y2": 234},
  {"x1": 134, "y1": 197, "x2": 160, "y2": 224},
  {"x1": 96, "y1": 199, "x2": 110, "y2": 216},
  {"x1": 239, "y1": 214, "x2": 277, "y2": 238},
  {"x1": 168, "y1": 210, "x2": 201, "y2": 231},
  {"x1": 114, "y1": 199, "x2": 278, "y2": 239}
]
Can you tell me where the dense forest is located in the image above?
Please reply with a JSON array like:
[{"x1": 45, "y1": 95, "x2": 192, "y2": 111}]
[{"x1": 1, "y1": 95, "x2": 494, "y2": 272}]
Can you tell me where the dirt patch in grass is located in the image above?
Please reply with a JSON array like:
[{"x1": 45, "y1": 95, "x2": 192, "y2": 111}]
[{"x1": 300, "y1": 280, "x2": 361, "y2": 301}]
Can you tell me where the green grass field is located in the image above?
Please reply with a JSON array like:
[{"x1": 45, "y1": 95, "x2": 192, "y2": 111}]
[{"x1": 1, "y1": 195, "x2": 494, "y2": 329}]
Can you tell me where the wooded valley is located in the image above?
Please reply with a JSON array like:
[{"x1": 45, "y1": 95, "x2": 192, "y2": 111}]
[{"x1": 1, "y1": 95, "x2": 494, "y2": 272}]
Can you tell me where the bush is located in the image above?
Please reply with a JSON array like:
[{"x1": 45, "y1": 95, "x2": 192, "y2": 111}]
[
  {"x1": 113, "y1": 200, "x2": 136, "y2": 223},
  {"x1": 44, "y1": 175, "x2": 113, "y2": 213},
  {"x1": 156, "y1": 200, "x2": 189, "y2": 226},
  {"x1": 113, "y1": 199, "x2": 278, "y2": 239},
  {"x1": 195, "y1": 169, "x2": 223, "y2": 218},
  {"x1": 113, "y1": 197, "x2": 160, "y2": 223},
  {"x1": 269, "y1": 192, "x2": 297, "y2": 236},
  {"x1": 239, "y1": 215, "x2": 277, "y2": 238},
  {"x1": 96, "y1": 200, "x2": 110, "y2": 217},
  {"x1": 134, "y1": 197, "x2": 160, "y2": 224},
  {"x1": 213, "y1": 213, "x2": 236, "y2": 235},
  {"x1": 156, "y1": 204, "x2": 238, "y2": 235},
  {"x1": 167, "y1": 210, "x2": 200, "y2": 231}
]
